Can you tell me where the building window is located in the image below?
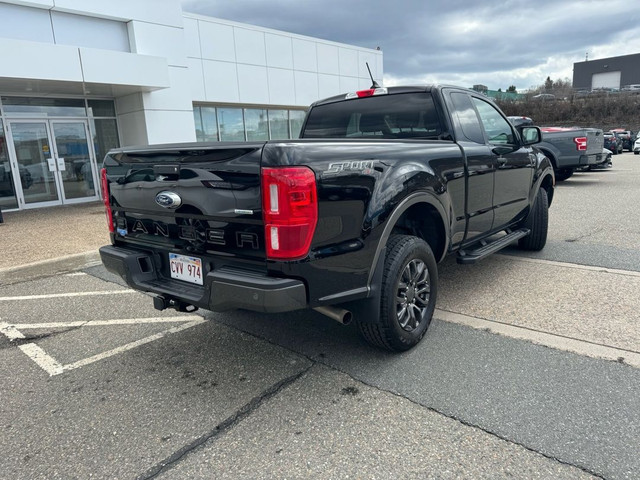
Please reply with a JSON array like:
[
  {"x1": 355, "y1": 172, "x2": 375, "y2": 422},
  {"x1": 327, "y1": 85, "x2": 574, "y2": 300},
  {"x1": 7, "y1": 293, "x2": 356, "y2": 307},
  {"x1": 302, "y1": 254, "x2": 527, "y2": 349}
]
[
  {"x1": 289, "y1": 110, "x2": 306, "y2": 139},
  {"x1": 218, "y1": 108, "x2": 245, "y2": 141},
  {"x1": 245, "y1": 109, "x2": 269, "y2": 141},
  {"x1": 268, "y1": 110, "x2": 289, "y2": 139},
  {"x1": 192, "y1": 104, "x2": 307, "y2": 143},
  {"x1": 0, "y1": 119, "x2": 19, "y2": 210},
  {"x1": 1, "y1": 96, "x2": 86, "y2": 117}
]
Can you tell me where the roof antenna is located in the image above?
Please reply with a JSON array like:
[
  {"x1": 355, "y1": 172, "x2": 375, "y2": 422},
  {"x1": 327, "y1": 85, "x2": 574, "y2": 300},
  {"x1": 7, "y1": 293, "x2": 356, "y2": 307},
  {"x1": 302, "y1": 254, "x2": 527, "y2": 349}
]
[{"x1": 366, "y1": 62, "x2": 380, "y2": 89}]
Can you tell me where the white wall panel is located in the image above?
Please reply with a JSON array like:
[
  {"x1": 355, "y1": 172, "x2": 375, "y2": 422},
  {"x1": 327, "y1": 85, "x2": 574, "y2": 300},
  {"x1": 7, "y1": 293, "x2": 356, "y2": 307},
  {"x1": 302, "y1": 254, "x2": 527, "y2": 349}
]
[
  {"x1": 265, "y1": 34, "x2": 293, "y2": 69},
  {"x1": 199, "y1": 21, "x2": 236, "y2": 62},
  {"x1": 377, "y1": 55, "x2": 384, "y2": 84},
  {"x1": 318, "y1": 74, "x2": 340, "y2": 100},
  {"x1": 294, "y1": 71, "x2": 319, "y2": 106},
  {"x1": 52, "y1": 11, "x2": 129, "y2": 52},
  {"x1": 234, "y1": 27, "x2": 266, "y2": 66},
  {"x1": 0, "y1": 2, "x2": 54, "y2": 43},
  {"x1": 186, "y1": 58, "x2": 206, "y2": 101},
  {"x1": 237, "y1": 64, "x2": 269, "y2": 104},
  {"x1": 358, "y1": 51, "x2": 380, "y2": 79},
  {"x1": 144, "y1": 110, "x2": 196, "y2": 144},
  {"x1": 52, "y1": 0, "x2": 183, "y2": 27},
  {"x1": 203, "y1": 59, "x2": 239, "y2": 103},
  {"x1": 117, "y1": 110, "x2": 148, "y2": 145},
  {"x1": 267, "y1": 68, "x2": 296, "y2": 106},
  {"x1": 128, "y1": 21, "x2": 185, "y2": 67},
  {"x1": 80, "y1": 48, "x2": 169, "y2": 87},
  {"x1": 292, "y1": 38, "x2": 317, "y2": 72},
  {"x1": 339, "y1": 76, "x2": 359, "y2": 94},
  {"x1": 317, "y1": 43, "x2": 339, "y2": 75},
  {"x1": 115, "y1": 93, "x2": 144, "y2": 116},
  {"x1": 142, "y1": 66, "x2": 193, "y2": 110},
  {"x1": 338, "y1": 48, "x2": 358, "y2": 77},
  {"x1": 2, "y1": 0, "x2": 53, "y2": 8},
  {"x1": 0, "y1": 38, "x2": 82, "y2": 82},
  {"x1": 183, "y1": 17, "x2": 201, "y2": 58}
]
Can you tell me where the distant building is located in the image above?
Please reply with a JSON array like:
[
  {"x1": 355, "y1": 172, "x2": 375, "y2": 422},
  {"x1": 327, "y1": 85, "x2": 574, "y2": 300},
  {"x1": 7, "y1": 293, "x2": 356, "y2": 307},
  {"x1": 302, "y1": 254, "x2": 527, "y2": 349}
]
[
  {"x1": 573, "y1": 53, "x2": 640, "y2": 90},
  {"x1": 472, "y1": 84, "x2": 488, "y2": 94}
]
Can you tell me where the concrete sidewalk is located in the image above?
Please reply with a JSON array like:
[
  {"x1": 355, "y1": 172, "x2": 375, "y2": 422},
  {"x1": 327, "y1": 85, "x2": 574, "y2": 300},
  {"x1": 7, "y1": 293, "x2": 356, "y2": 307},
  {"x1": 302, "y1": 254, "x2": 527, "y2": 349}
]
[{"x1": 0, "y1": 202, "x2": 108, "y2": 284}]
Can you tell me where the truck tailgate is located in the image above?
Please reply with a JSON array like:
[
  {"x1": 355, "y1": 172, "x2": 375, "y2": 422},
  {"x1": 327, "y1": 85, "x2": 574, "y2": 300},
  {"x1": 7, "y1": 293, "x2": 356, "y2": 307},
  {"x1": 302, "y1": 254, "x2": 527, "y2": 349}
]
[{"x1": 103, "y1": 143, "x2": 266, "y2": 262}]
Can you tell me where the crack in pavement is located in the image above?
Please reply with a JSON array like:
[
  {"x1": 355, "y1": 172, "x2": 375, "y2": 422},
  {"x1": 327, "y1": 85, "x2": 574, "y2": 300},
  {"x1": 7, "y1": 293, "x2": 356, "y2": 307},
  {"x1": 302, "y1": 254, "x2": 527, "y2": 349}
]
[
  {"x1": 136, "y1": 364, "x2": 313, "y2": 480},
  {"x1": 0, "y1": 325, "x2": 86, "y2": 350}
]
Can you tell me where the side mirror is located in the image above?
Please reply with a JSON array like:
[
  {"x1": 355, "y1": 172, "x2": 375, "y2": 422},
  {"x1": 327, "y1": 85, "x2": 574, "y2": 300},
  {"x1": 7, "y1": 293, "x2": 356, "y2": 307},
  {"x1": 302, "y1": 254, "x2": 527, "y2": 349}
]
[{"x1": 519, "y1": 126, "x2": 542, "y2": 146}]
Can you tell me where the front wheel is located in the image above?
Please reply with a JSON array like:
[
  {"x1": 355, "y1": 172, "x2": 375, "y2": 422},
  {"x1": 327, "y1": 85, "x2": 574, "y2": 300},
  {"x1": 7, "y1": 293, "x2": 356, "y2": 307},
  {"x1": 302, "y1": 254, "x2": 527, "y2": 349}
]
[
  {"x1": 518, "y1": 188, "x2": 549, "y2": 251},
  {"x1": 357, "y1": 235, "x2": 438, "y2": 352}
]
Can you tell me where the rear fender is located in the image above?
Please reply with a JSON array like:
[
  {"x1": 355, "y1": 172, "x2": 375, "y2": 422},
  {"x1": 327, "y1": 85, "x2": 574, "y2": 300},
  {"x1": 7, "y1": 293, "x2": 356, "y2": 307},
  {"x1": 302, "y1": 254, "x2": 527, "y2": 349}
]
[{"x1": 367, "y1": 192, "x2": 448, "y2": 288}]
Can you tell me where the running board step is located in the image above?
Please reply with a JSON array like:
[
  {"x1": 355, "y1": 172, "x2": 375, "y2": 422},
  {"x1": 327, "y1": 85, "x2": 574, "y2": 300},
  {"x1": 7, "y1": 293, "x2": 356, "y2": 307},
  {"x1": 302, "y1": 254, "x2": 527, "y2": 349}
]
[{"x1": 457, "y1": 228, "x2": 530, "y2": 264}]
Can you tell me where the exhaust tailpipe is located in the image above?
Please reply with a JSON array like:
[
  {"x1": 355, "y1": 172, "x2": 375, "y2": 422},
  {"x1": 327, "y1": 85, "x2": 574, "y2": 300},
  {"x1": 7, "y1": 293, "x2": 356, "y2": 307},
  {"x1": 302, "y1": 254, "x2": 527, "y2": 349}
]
[{"x1": 313, "y1": 306, "x2": 353, "y2": 325}]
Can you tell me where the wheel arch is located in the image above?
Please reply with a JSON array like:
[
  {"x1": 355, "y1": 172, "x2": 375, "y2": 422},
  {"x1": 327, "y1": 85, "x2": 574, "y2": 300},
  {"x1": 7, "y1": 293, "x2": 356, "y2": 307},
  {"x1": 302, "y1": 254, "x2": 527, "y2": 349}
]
[
  {"x1": 539, "y1": 172, "x2": 555, "y2": 207},
  {"x1": 367, "y1": 193, "x2": 448, "y2": 287}
]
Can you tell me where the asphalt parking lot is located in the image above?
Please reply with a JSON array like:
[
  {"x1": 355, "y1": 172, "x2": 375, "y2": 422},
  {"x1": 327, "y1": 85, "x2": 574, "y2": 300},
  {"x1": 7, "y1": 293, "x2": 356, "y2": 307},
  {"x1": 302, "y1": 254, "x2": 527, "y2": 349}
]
[{"x1": 1, "y1": 154, "x2": 639, "y2": 479}]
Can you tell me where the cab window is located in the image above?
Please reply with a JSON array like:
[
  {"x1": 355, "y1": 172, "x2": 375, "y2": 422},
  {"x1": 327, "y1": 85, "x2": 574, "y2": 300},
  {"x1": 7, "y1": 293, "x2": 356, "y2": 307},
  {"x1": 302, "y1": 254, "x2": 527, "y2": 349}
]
[{"x1": 471, "y1": 98, "x2": 515, "y2": 145}]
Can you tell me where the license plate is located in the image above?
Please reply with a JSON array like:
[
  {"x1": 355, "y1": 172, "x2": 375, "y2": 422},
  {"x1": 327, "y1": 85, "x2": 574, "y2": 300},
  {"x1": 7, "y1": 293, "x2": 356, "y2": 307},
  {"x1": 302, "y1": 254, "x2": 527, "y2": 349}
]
[{"x1": 169, "y1": 253, "x2": 203, "y2": 285}]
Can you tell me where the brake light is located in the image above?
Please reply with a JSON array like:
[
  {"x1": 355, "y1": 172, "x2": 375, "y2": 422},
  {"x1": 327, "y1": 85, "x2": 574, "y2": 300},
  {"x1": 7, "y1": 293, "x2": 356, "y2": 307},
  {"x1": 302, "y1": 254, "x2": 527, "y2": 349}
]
[
  {"x1": 574, "y1": 137, "x2": 587, "y2": 151},
  {"x1": 100, "y1": 168, "x2": 114, "y2": 233},
  {"x1": 345, "y1": 87, "x2": 388, "y2": 99},
  {"x1": 261, "y1": 167, "x2": 318, "y2": 260}
]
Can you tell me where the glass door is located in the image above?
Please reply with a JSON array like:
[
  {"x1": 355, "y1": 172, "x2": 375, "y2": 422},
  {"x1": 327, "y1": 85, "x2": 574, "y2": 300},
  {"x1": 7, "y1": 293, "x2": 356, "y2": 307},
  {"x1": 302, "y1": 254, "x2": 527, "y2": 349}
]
[
  {"x1": 50, "y1": 121, "x2": 98, "y2": 203},
  {"x1": 6, "y1": 120, "x2": 98, "y2": 208},
  {"x1": 7, "y1": 121, "x2": 61, "y2": 206}
]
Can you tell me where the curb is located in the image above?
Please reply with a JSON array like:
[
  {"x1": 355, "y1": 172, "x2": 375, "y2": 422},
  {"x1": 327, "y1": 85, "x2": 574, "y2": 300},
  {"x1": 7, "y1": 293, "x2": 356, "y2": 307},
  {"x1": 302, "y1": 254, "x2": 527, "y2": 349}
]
[{"x1": 0, "y1": 251, "x2": 102, "y2": 286}]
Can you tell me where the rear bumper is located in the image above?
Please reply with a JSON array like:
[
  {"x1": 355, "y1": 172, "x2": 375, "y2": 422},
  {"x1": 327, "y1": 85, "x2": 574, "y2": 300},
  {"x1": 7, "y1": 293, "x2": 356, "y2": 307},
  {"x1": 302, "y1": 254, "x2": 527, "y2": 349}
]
[{"x1": 99, "y1": 245, "x2": 307, "y2": 313}]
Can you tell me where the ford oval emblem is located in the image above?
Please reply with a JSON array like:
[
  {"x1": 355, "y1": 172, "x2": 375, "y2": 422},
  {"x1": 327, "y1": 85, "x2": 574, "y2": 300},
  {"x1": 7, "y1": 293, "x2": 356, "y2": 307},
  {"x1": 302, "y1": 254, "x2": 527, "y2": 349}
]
[{"x1": 155, "y1": 191, "x2": 182, "y2": 209}]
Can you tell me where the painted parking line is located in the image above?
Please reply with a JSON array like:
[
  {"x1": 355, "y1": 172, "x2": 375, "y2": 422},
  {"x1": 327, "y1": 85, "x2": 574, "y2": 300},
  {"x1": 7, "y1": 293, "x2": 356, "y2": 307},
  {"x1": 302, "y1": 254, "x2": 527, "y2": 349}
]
[
  {"x1": 0, "y1": 315, "x2": 206, "y2": 376},
  {"x1": 496, "y1": 254, "x2": 640, "y2": 277},
  {"x1": 436, "y1": 309, "x2": 640, "y2": 368},
  {"x1": 0, "y1": 290, "x2": 137, "y2": 301}
]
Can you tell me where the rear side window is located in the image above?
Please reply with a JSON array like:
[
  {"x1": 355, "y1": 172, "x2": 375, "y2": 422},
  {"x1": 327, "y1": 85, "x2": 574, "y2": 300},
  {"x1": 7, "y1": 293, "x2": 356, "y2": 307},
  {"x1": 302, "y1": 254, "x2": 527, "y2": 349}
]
[
  {"x1": 302, "y1": 93, "x2": 443, "y2": 139},
  {"x1": 449, "y1": 92, "x2": 484, "y2": 144}
]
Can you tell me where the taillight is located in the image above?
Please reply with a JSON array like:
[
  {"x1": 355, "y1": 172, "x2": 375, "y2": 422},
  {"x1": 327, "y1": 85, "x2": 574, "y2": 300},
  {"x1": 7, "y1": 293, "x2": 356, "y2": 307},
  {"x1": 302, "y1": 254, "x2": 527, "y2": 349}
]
[
  {"x1": 100, "y1": 168, "x2": 114, "y2": 233},
  {"x1": 574, "y1": 137, "x2": 587, "y2": 151},
  {"x1": 345, "y1": 87, "x2": 388, "y2": 99},
  {"x1": 261, "y1": 167, "x2": 318, "y2": 260}
]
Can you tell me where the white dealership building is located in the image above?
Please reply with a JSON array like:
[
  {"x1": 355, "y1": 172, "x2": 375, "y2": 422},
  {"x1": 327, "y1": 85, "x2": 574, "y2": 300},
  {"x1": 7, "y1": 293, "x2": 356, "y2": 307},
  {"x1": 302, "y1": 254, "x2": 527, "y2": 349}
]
[{"x1": 0, "y1": 0, "x2": 383, "y2": 211}]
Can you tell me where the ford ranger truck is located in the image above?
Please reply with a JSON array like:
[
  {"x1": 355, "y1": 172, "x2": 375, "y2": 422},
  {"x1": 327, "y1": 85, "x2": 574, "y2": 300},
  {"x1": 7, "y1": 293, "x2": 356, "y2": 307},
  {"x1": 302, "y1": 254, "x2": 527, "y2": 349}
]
[{"x1": 99, "y1": 85, "x2": 554, "y2": 352}]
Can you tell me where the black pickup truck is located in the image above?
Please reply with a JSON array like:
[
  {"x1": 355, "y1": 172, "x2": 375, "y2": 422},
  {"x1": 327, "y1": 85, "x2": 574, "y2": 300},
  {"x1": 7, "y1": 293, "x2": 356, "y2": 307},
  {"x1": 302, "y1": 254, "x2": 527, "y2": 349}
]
[{"x1": 99, "y1": 85, "x2": 554, "y2": 351}]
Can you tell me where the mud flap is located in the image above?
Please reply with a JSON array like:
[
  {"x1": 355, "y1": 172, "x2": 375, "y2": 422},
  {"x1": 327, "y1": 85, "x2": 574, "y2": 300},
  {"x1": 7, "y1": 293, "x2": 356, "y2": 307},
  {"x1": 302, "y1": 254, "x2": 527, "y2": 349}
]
[{"x1": 339, "y1": 249, "x2": 385, "y2": 324}]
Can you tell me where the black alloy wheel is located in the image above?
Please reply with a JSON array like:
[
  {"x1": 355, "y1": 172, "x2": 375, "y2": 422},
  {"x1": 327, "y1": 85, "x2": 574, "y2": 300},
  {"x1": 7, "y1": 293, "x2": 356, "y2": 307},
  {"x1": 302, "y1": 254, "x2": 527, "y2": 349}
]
[{"x1": 357, "y1": 235, "x2": 438, "y2": 352}]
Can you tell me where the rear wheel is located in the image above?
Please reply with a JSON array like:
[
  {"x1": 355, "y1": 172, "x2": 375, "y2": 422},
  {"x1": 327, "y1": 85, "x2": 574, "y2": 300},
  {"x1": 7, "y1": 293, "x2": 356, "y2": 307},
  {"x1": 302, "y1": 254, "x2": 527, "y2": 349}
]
[
  {"x1": 357, "y1": 235, "x2": 437, "y2": 352},
  {"x1": 518, "y1": 188, "x2": 548, "y2": 251}
]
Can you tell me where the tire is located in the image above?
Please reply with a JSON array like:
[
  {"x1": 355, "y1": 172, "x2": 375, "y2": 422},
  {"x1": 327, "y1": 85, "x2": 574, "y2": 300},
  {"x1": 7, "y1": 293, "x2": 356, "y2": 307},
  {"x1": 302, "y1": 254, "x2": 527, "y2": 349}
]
[
  {"x1": 518, "y1": 188, "x2": 549, "y2": 251},
  {"x1": 357, "y1": 235, "x2": 438, "y2": 352},
  {"x1": 634, "y1": 151, "x2": 639, "y2": 155},
  {"x1": 554, "y1": 168, "x2": 573, "y2": 181}
]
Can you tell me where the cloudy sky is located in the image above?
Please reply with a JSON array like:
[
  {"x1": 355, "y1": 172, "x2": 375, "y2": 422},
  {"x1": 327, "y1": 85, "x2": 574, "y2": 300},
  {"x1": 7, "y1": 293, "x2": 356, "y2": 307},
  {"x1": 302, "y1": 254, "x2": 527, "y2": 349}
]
[{"x1": 180, "y1": 0, "x2": 640, "y2": 92}]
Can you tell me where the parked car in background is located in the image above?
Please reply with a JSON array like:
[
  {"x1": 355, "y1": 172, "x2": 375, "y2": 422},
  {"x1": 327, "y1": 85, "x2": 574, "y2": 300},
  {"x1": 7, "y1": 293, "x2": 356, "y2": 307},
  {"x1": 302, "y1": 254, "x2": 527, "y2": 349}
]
[
  {"x1": 507, "y1": 116, "x2": 604, "y2": 181},
  {"x1": 603, "y1": 132, "x2": 623, "y2": 154},
  {"x1": 532, "y1": 93, "x2": 555, "y2": 101},
  {"x1": 634, "y1": 136, "x2": 640, "y2": 155},
  {"x1": 611, "y1": 129, "x2": 636, "y2": 151}
]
